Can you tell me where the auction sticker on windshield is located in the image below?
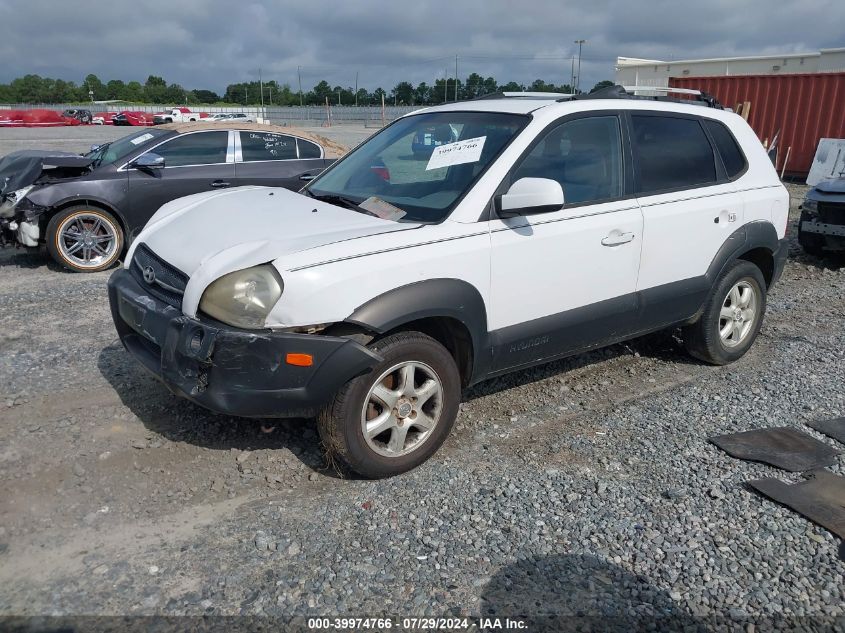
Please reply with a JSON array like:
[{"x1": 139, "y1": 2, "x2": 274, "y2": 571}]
[
  {"x1": 426, "y1": 136, "x2": 486, "y2": 171},
  {"x1": 130, "y1": 133, "x2": 155, "y2": 145}
]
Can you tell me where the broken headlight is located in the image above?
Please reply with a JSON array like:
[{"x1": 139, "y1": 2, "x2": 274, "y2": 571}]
[
  {"x1": 199, "y1": 265, "x2": 284, "y2": 329},
  {"x1": 0, "y1": 186, "x2": 34, "y2": 218}
]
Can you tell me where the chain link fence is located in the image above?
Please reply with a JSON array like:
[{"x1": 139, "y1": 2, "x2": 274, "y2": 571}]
[{"x1": 0, "y1": 103, "x2": 424, "y2": 125}]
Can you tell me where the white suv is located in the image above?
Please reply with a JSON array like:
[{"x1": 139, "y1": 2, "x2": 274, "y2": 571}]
[{"x1": 108, "y1": 86, "x2": 789, "y2": 478}]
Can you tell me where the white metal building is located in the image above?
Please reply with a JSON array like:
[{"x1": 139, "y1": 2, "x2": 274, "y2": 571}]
[{"x1": 615, "y1": 47, "x2": 845, "y2": 87}]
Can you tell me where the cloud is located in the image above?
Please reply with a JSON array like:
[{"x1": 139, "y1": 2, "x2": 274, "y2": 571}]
[{"x1": 0, "y1": 0, "x2": 842, "y2": 93}]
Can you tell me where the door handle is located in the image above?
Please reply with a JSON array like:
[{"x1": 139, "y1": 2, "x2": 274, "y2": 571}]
[
  {"x1": 601, "y1": 231, "x2": 635, "y2": 247},
  {"x1": 210, "y1": 180, "x2": 231, "y2": 188}
]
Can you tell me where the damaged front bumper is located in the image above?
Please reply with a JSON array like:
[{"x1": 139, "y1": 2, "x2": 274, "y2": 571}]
[
  {"x1": 0, "y1": 215, "x2": 40, "y2": 247},
  {"x1": 801, "y1": 220, "x2": 845, "y2": 238},
  {"x1": 107, "y1": 269, "x2": 383, "y2": 418}
]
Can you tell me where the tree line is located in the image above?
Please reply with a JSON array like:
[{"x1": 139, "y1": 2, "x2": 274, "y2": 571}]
[{"x1": 0, "y1": 73, "x2": 615, "y2": 106}]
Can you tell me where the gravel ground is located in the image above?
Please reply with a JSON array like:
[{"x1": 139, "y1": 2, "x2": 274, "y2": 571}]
[{"x1": 0, "y1": 175, "x2": 843, "y2": 630}]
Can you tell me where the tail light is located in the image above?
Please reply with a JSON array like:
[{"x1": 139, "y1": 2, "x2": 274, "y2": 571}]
[{"x1": 370, "y1": 159, "x2": 390, "y2": 182}]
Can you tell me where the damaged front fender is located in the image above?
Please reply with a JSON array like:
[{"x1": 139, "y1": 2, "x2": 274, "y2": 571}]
[{"x1": 0, "y1": 150, "x2": 93, "y2": 199}]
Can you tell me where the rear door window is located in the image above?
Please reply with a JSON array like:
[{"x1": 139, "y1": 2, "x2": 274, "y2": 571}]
[
  {"x1": 239, "y1": 132, "x2": 297, "y2": 161},
  {"x1": 632, "y1": 115, "x2": 717, "y2": 193},
  {"x1": 151, "y1": 131, "x2": 229, "y2": 167}
]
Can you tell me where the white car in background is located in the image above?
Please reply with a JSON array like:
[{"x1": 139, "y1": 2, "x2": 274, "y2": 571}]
[
  {"x1": 108, "y1": 85, "x2": 789, "y2": 478},
  {"x1": 227, "y1": 113, "x2": 256, "y2": 123},
  {"x1": 206, "y1": 113, "x2": 257, "y2": 123}
]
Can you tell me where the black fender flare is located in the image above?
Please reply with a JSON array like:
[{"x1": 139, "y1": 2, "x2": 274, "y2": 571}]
[
  {"x1": 345, "y1": 278, "x2": 489, "y2": 379},
  {"x1": 705, "y1": 221, "x2": 779, "y2": 285}
]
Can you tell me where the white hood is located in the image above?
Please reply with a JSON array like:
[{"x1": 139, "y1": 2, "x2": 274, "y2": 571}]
[{"x1": 129, "y1": 186, "x2": 416, "y2": 277}]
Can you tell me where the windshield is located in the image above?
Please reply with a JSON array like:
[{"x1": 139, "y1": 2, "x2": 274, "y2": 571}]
[
  {"x1": 307, "y1": 111, "x2": 528, "y2": 223},
  {"x1": 85, "y1": 128, "x2": 169, "y2": 166}
]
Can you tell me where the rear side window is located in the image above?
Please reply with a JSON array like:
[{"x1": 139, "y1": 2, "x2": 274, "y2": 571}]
[
  {"x1": 703, "y1": 119, "x2": 746, "y2": 178},
  {"x1": 298, "y1": 138, "x2": 322, "y2": 159},
  {"x1": 632, "y1": 115, "x2": 716, "y2": 193},
  {"x1": 152, "y1": 131, "x2": 228, "y2": 167},
  {"x1": 240, "y1": 132, "x2": 297, "y2": 161}
]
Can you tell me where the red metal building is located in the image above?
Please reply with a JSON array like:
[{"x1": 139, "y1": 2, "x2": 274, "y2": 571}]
[{"x1": 669, "y1": 73, "x2": 845, "y2": 177}]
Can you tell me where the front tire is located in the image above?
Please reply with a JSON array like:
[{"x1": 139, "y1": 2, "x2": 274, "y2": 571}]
[
  {"x1": 682, "y1": 260, "x2": 767, "y2": 365},
  {"x1": 46, "y1": 206, "x2": 124, "y2": 272},
  {"x1": 317, "y1": 331, "x2": 461, "y2": 478}
]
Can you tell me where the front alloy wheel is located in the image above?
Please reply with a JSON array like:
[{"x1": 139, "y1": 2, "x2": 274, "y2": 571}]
[
  {"x1": 361, "y1": 361, "x2": 444, "y2": 458},
  {"x1": 318, "y1": 331, "x2": 460, "y2": 478},
  {"x1": 46, "y1": 206, "x2": 124, "y2": 272}
]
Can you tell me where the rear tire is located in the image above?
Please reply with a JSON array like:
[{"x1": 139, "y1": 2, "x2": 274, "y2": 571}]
[
  {"x1": 317, "y1": 331, "x2": 460, "y2": 478},
  {"x1": 682, "y1": 260, "x2": 766, "y2": 365},
  {"x1": 46, "y1": 206, "x2": 124, "y2": 273}
]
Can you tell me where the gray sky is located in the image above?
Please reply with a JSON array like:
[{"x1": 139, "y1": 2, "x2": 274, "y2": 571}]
[{"x1": 1, "y1": 0, "x2": 843, "y2": 93}]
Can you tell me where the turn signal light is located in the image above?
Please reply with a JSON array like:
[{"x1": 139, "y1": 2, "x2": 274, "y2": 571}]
[{"x1": 286, "y1": 353, "x2": 314, "y2": 367}]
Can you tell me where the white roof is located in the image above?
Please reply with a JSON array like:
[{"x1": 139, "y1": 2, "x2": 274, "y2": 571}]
[
  {"x1": 411, "y1": 98, "x2": 559, "y2": 115},
  {"x1": 408, "y1": 94, "x2": 732, "y2": 120}
]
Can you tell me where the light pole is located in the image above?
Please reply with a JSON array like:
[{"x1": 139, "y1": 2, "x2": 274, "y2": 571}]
[
  {"x1": 574, "y1": 39, "x2": 586, "y2": 93},
  {"x1": 297, "y1": 66, "x2": 303, "y2": 106}
]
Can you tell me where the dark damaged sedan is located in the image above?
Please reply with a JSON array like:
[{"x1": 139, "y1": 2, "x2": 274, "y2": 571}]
[
  {"x1": 798, "y1": 176, "x2": 845, "y2": 257},
  {"x1": 0, "y1": 123, "x2": 343, "y2": 272}
]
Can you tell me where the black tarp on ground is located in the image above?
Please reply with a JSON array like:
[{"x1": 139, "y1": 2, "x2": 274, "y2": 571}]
[
  {"x1": 748, "y1": 470, "x2": 845, "y2": 541},
  {"x1": 710, "y1": 427, "x2": 840, "y2": 471},
  {"x1": 807, "y1": 417, "x2": 845, "y2": 445}
]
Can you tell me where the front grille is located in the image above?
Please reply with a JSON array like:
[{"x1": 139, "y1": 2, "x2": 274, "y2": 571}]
[
  {"x1": 130, "y1": 243, "x2": 188, "y2": 309},
  {"x1": 818, "y1": 202, "x2": 845, "y2": 226}
]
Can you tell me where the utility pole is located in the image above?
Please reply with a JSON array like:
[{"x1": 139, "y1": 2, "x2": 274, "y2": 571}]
[
  {"x1": 297, "y1": 66, "x2": 303, "y2": 106},
  {"x1": 259, "y1": 68, "x2": 264, "y2": 109},
  {"x1": 452, "y1": 56, "x2": 457, "y2": 102},
  {"x1": 354, "y1": 71, "x2": 359, "y2": 106},
  {"x1": 338, "y1": 89, "x2": 341, "y2": 106},
  {"x1": 574, "y1": 39, "x2": 586, "y2": 93},
  {"x1": 245, "y1": 85, "x2": 248, "y2": 105},
  {"x1": 570, "y1": 57, "x2": 575, "y2": 93},
  {"x1": 444, "y1": 68, "x2": 448, "y2": 103}
]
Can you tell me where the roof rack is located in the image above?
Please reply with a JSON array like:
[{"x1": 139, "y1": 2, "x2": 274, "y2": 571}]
[
  {"x1": 563, "y1": 84, "x2": 723, "y2": 109},
  {"x1": 474, "y1": 91, "x2": 574, "y2": 100}
]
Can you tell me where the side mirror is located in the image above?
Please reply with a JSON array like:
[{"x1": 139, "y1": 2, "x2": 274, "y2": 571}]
[
  {"x1": 131, "y1": 153, "x2": 165, "y2": 170},
  {"x1": 496, "y1": 177, "x2": 564, "y2": 218}
]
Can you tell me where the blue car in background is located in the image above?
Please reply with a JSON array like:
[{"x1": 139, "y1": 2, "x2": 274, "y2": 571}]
[{"x1": 411, "y1": 123, "x2": 459, "y2": 157}]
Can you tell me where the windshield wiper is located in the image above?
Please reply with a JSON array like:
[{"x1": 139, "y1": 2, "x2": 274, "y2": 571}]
[
  {"x1": 305, "y1": 191, "x2": 377, "y2": 217},
  {"x1": 89, "y1": 142, "x2": 111, "y2": 167}
]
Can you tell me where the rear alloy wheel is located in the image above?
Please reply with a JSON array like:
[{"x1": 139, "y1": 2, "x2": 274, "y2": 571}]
[
  {"x1": 683, "y1": 260, "x2": 766, "y2": 365},
  {"x1": 46, "y1": 206, "x2": 124, "y2": 272},
  {"x1": 718, "y1": 280, "x2": 758, "y2": 348},
  {"x1": 318, "y1": 331, "x2": 460, "y2": 478}
]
